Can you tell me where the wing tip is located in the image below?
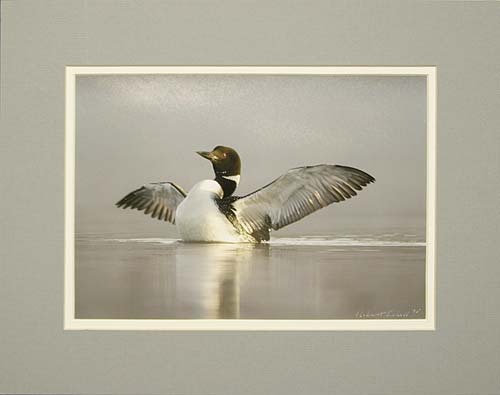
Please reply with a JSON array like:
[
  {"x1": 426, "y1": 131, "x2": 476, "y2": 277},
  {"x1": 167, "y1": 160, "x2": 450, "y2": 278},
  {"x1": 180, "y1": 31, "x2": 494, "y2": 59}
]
[{"x1": 334, "y1": 164, "x2": 375, "y2": 186}]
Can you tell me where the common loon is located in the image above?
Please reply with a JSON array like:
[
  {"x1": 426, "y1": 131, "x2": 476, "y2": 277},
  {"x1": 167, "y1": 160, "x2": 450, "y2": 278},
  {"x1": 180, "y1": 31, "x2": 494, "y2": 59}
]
[{"x1": 116, "y1": 146, "x2": 375, "y2": 243}]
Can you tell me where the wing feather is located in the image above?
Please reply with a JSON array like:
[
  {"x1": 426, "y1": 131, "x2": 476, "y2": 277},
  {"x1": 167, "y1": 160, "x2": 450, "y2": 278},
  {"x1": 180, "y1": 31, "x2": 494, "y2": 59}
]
[
  {"x1": 232, "y1": 164, "x2": 375, "y2": 238},
  {"x1": 116, "y1": 182, "x2": 186, "y2": 224}
]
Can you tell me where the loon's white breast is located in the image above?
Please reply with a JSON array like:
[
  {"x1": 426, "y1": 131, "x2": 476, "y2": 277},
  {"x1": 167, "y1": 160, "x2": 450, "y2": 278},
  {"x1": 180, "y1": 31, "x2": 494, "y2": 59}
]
[{"x1": 175, "y1": 180, "x2": 246, "y2": 243}]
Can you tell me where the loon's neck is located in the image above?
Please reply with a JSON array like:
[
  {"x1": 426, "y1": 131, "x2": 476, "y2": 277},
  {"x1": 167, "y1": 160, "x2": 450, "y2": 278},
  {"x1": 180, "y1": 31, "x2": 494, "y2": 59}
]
[{"x1": 215, "y1": 174, "x2": 240, "y2": 198}]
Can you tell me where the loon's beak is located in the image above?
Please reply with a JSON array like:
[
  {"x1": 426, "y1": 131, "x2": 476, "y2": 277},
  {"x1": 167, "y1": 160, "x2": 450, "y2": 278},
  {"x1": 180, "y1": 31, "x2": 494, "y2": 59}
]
[{"x1": 197, "y1": 151, "x2": 216, "y2": 161}]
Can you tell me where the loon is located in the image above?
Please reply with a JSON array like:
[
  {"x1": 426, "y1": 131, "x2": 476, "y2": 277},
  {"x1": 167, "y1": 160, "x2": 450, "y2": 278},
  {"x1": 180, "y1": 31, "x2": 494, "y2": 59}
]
[{"x1": 116, "y1": 146, "x2": 375, "y2": 243}]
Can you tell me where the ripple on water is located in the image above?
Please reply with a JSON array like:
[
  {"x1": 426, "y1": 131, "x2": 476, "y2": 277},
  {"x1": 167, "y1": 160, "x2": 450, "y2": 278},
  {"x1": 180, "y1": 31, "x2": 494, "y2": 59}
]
[{"x1": 99, "y1": 236, "x2": 425, "y2": 248}]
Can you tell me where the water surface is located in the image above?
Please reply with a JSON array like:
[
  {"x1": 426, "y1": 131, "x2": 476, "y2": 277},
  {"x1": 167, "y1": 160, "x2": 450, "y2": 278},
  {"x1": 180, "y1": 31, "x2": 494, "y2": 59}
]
[{"x1": 75, "y1": 232, "x2": 426, "y2": 319}]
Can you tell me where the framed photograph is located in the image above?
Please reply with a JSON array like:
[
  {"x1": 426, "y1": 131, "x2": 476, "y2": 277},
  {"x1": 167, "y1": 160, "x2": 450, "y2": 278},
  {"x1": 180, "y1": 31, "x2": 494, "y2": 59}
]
[
  {"x1": 65, "y1": 66, "x2": 436, "y2": 330},
  {"x1": 4, "y1": 1, "x2": 500, "y2": 394}
]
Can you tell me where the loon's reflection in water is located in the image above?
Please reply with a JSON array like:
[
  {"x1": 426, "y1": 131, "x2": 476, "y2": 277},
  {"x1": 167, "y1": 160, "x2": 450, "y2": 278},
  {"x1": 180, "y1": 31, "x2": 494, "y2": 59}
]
[
  {"x1": 175, "y1": 243, "x2": 269, "y2": 319},
  {"x1": 75, "y1": 235, "x2": 425, "y2": 319}
]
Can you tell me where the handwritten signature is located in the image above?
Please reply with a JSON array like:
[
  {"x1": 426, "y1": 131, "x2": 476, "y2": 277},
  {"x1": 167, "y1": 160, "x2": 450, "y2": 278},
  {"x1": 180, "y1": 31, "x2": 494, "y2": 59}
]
[{"x1": 355, "y1": 308, "x2": 423, "y2": 319}]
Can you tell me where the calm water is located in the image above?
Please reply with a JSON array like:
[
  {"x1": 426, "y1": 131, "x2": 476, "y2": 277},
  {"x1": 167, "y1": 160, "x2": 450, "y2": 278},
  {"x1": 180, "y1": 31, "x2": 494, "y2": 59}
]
[{"x1": 75, "y1": 231, "x2": 426, "y2": 320}]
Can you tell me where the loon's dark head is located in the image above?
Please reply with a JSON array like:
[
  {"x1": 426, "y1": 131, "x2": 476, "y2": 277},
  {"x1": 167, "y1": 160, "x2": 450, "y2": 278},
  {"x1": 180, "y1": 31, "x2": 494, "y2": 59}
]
[{"x1": 197, "y1": 146, "x2": 241, "y2": 197}]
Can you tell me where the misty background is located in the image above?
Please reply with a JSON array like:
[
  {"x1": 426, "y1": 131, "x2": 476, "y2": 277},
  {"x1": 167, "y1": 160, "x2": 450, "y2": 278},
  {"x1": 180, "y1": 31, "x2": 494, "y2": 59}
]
[{"x1": 75, "y1": 74, "x2": 426, "y2": 238}]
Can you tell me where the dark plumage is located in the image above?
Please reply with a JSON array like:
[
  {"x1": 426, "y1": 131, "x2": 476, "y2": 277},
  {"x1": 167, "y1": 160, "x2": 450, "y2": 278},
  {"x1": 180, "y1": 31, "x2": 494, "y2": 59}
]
[{"x1": 116, "y1": 182, "x2": 186, "y2": 223}]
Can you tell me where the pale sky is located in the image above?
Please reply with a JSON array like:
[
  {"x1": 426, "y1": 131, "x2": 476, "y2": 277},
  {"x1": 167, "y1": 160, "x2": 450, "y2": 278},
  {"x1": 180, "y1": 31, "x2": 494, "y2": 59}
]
[{"x1": 75, "y1": 74, "x2": 426, "y2": 237}]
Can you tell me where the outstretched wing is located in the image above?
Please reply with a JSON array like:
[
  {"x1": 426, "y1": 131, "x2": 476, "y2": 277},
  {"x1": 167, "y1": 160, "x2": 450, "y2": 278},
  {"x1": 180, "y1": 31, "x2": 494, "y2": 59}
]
[
  {"x1": 116, "y1": 182, "x2": 187, "y2": 224},
  {"x1": 231, "y1": 165, "x2": 375, "y2": 239}
]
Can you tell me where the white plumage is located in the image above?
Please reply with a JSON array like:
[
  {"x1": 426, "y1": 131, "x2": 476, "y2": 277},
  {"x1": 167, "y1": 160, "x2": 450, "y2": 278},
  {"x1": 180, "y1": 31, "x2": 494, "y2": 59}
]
[{"x1": 175, "y1": 180, "x2": 247, "y2": 243}]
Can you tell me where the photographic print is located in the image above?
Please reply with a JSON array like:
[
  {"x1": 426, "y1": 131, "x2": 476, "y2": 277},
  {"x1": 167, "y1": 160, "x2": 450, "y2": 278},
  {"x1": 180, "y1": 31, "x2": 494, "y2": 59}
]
[{"x1": 65, "y1": 67, "x2": 435, "y2": 330}]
